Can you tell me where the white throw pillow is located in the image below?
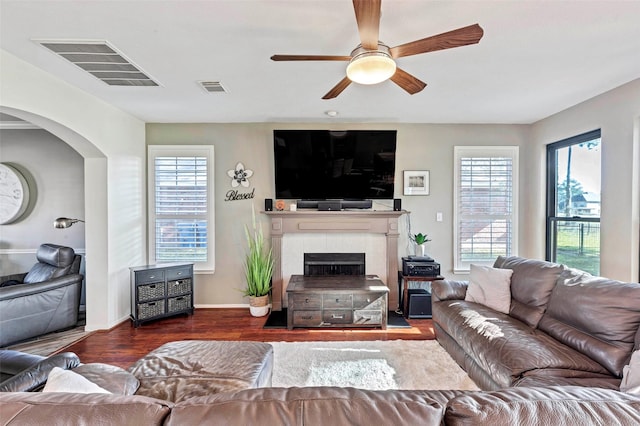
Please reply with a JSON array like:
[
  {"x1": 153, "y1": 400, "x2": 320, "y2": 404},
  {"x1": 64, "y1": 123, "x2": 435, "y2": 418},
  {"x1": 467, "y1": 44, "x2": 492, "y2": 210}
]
[
  {"x1": 464, "y1": 264, "x2": 513, "y2": 314},
  {"x1": 43, "y1": 367, "x2": 111, "y2": 394},
  {"x1": 620, "y1": 350, "x2": 640, "y2": 395}
]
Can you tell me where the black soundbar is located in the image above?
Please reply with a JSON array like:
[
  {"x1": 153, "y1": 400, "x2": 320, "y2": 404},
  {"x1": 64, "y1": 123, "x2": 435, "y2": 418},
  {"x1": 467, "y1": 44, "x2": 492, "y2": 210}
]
[
  {"x1": 342, "y1": 199, "x2": 372, "y2": 209},
  {"x1": 295, "y1": 199, "x2": 373, "y2": 210}
]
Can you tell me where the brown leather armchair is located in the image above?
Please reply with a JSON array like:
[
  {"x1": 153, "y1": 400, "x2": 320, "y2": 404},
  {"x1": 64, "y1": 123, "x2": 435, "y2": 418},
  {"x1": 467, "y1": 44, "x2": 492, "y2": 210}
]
[{"x1": 0, "y1": 244, "x2": 83, "y2": 347}]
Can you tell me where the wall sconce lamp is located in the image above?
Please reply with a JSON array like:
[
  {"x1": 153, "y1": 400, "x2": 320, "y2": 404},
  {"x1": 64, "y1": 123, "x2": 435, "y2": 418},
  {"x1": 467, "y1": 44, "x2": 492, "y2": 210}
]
[{"x1": 53, "y1": 217, "x2": 85, "y2": 229}]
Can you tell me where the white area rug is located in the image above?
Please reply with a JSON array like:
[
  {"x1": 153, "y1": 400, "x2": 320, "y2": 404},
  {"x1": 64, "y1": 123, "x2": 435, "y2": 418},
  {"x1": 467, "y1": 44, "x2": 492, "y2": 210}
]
[{"x1": 270, "y1": 340, "x2": 479, "y2": 391}]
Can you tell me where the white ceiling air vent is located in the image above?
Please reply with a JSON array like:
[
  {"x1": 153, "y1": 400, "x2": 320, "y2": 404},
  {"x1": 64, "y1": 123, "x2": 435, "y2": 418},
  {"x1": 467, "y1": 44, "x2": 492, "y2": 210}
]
[
  {"x1": 199, "y1": 81, "x2": 228, "y2": 94},
  {"x1": 36, "y1": 40, "x2": 159, "y2": 86}
]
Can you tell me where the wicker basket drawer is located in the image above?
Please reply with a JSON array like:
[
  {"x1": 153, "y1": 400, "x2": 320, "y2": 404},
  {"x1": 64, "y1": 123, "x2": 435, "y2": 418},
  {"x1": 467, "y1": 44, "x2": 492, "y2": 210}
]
[
  {"x1": 167, "y1": 278, "x2": 192, "y2": 296},
  {"x1": 322, "y1": 293, "x2": 353, "y2": 309},
  {"x1": 137, "y1": 300, "x2": 165, "y2": 320},
  {"x1": 137, "y1": 282, "x2": 165, "y2": 302},
  {"x1": 168, "y1": 295, "x2": 192, "y2": 313},
  {"x1": 293, "y1": 310, "x2": 322, "y2": 326},
  {"x1": 353, "y1": 309, "x2": 382, "y2": 325},
  {"x1": 322, "y1": 310, "x2": 353, "y2": 324}
]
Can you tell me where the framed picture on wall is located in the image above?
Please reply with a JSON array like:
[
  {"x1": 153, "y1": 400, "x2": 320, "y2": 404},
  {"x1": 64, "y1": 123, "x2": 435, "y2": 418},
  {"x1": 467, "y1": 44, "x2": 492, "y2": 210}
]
[{"x1": 403, "y1": 170, "x2": 430, "y2": 195}]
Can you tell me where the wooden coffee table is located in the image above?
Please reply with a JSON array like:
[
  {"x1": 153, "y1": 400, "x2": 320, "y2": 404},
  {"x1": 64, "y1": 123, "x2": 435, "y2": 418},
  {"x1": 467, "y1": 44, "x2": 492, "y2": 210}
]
[{"x1": 286, "y1": 275, "x2": 389, "y2": 330}]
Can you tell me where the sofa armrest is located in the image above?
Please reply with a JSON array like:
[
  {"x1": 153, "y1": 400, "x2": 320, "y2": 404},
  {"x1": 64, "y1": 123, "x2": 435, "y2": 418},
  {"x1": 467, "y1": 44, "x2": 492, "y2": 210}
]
[
  {"x1": 0, "y1": 350, "x2": 46, "y2": 376},
  {"x1": 445, "y1": 386, "x2": 640, "y2": 425},
  {"x1": 432, "y1": 280, "x2": 468, "y2": 301},
  {"x1": 0, "y1": 352, "x2": 80, "y2": 392},
  {"x1": 0, "y1": 274, "x2": 83, "y2": 301}
]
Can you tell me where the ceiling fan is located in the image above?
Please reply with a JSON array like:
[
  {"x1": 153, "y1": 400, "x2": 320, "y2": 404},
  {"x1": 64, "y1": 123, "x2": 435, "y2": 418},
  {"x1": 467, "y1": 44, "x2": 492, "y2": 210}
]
[{"x1": 271, "y1": 0, "x2": 483, "y2": 99}]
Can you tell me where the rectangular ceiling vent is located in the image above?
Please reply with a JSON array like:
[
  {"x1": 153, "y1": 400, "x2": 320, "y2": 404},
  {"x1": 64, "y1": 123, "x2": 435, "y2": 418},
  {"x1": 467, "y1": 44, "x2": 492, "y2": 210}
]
[
  {"x1": 199, "y1": 81, "x2": 228, "y2": 94},
  {"x1": 36, "y1": 40, "x2": 159, "y2": 87}
]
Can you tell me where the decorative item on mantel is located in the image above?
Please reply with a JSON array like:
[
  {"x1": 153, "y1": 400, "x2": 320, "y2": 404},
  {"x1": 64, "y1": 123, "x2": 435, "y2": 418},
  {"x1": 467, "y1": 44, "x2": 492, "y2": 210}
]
[
  {"x1": 412, "y1": 232, "x2": 432, "y2": 257},
  {"x1": 243, "y1": 207, "x2": 274, "y2": 317}
]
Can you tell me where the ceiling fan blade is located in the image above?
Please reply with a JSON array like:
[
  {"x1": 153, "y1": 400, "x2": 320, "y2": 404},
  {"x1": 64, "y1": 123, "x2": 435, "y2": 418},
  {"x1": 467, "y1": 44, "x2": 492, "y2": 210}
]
[
  {"x1": 390, "y1": 68, "x2": 427, "y2": 95},
  {"x1": 390, "y1": 23, "x2": 484, "y2": 58},
  {"x1": 322, "y1": 77, "x2": 352, "y2": 99},
  {"x1": 352, "y1": 0, "x2": 381, "y2": 50},
  {"x1": 271, "y1": 54, "x2": 351, "y2": 61}
]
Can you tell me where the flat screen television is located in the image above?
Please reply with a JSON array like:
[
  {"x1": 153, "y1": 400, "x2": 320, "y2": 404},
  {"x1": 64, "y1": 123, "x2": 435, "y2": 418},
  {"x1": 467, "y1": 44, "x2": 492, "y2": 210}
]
[{"x1": 273, "y1": 130, "x2": 397, "y2": 200}]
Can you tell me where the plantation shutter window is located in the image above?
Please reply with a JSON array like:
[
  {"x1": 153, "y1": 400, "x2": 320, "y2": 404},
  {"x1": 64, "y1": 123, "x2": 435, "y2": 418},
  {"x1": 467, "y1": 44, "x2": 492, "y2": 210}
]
[
  {"x1": 454, "y1": 146, "x2": 518, "y2": 273},
  {"x1": 148, "y1": 146, "x2": 215, "y2": 272}
]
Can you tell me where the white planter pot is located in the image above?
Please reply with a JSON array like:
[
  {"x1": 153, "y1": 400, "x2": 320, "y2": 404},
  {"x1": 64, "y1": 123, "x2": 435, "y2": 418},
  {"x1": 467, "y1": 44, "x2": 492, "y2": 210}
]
[
  {"x1": 249, "y1": 295, "x2": 270, "y2": 317},
  {"x1": 249, "y1": 305, "x2": 270, "y2": 317}
]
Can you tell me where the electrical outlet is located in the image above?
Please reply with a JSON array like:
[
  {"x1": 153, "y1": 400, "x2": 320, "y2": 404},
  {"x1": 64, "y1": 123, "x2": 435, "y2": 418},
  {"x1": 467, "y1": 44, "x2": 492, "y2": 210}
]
[{"x1": 436, "y1": 212, "x2": 443, "y2": 222}]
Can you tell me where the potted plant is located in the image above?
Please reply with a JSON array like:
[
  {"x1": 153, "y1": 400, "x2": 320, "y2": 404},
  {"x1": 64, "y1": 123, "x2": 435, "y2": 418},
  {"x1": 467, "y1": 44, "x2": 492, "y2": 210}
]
[
  {"x1": 243, "y1": 209, "x2": 274, "y2": 317},
  {"x1": 412, "y1": 232, "x2": 432, "y2": 257}
]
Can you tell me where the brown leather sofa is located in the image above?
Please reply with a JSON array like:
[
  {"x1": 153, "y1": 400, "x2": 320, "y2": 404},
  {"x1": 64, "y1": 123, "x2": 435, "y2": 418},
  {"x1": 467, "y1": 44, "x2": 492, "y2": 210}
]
[
  {"x1": 1, "y1": 384, "x2": 639, "y2": 425},
  {"x1": 432, "y1": 255, "x2": 640, "y2": 391},
  {"x1": 2, "y1": 263, "x2": 640, "y2": 425}
]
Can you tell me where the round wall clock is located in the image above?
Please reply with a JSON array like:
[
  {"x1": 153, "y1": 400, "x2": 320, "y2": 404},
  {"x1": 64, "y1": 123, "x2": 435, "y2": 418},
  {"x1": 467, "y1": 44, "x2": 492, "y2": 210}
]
[{"x1": 0, "y1": 163, "x2": 30, "y2": 225}]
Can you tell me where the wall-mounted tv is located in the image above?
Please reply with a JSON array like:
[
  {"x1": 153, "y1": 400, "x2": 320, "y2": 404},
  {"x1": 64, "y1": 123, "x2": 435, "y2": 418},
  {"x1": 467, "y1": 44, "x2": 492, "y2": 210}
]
[{"x1": 273, "y1": 130, "x2": 397, "y2": 200}]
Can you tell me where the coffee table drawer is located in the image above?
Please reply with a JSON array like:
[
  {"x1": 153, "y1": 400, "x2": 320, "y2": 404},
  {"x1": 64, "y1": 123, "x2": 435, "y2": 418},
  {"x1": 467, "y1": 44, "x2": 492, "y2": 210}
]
[
  {"x1": 291, "y1": 294, "x2": 322, "y2": 309},
  {"x1": 354, "y1": 309, "x2": 382, "y2": 325},
  {"x1": 322, "y1": 310, "x2": 353, "y2": 324},
  {"x1": 322, "y1": 294, "x2": 353, "y2": 309},
  {"x1": 353, "y1": 293, "x2": 384, "y2": 310},
  {"x1": 293, "y1": 310, "x2": 323, "y2": 326}
]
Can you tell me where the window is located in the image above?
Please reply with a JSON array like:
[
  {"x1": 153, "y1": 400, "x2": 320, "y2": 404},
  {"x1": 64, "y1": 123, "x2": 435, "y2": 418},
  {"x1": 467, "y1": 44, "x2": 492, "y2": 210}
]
[
  {"x1": 148, "y1": 145, "x2": 215, "y2": 272},
  {"x1": 546, "y1": 130, "x2": 601, "y2": 275},
  {"x1": 454, "y1": 146, "x2": 519, "y2": 273}
]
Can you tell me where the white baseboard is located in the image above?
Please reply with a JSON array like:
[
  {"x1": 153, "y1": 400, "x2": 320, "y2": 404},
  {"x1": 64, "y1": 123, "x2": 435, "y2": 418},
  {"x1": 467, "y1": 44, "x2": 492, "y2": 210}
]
[{"x1": 195, "y1": 304, "x2": 250, "y2": 309}]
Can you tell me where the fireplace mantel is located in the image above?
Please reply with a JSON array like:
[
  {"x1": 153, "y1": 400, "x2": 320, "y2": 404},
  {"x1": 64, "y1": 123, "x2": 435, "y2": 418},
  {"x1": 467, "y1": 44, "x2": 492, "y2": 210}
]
[{"x1": 264, "y1": 210, "x2": 407, "y2": 311}]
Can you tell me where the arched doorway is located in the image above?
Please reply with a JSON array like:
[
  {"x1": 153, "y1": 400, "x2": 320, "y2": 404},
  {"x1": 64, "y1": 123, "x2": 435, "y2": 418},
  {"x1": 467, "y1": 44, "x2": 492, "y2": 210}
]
[{"x1": 1, "y1": 106, "x2": 110, "y2": 330}]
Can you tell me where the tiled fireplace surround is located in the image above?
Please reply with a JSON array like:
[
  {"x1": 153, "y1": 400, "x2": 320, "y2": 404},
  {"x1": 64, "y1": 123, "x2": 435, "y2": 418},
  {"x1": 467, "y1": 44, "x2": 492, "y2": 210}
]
[{"x1": 264, "y1": 210, "x2": 405, "y2": 311}]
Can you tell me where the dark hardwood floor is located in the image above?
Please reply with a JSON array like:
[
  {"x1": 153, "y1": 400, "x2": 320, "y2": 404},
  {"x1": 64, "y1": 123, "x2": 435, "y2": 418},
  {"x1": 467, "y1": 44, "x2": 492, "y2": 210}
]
[{"x1": 62, "y1": 308, "x2": 435, "y2": 369}]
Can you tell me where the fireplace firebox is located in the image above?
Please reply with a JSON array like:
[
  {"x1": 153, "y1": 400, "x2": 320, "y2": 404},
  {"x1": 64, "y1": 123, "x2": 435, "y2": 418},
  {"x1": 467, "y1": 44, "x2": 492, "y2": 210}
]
[{"x1": 304, "y1": 253, "x2": 365, "y2": 277}]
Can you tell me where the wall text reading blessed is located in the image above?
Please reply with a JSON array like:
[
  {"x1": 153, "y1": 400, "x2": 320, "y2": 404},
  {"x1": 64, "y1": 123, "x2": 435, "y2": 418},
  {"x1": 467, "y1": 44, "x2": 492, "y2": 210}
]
[{"x1": 225, "y1": 188, "x2": 255, "y2": 202}]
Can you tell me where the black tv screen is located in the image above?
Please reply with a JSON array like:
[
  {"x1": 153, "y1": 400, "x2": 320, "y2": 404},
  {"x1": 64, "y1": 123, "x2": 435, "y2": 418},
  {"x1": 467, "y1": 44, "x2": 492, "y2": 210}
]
[{"x1": 273, "y1": 130, "x2": 397, "y2": 200}]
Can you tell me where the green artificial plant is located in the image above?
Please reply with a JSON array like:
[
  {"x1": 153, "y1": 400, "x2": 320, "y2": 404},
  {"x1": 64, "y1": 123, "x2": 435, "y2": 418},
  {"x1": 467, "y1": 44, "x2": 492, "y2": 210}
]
[
  {"x1": 413, "y1": 233, "x2": 432, "y2": 245},
  {"x1": 243, "y1": 208, "x2": 274, "y2": 297}
]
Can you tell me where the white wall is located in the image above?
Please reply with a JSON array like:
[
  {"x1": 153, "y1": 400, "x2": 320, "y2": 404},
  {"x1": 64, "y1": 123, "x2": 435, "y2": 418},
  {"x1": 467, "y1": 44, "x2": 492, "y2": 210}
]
[
  {"x1": 529, "y1": 78, "x2": 640, "y2": 282},
  {"x1": 0, "y1": 49, "x2": 146, "y2": 330},
  {"x1": 147, "y1": 122, "x2": 530, "y2": 306}
]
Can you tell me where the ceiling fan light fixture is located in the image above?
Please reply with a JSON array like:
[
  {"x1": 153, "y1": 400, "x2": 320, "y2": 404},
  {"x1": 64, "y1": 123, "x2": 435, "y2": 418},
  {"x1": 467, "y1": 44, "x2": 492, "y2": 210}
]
[{"x1": 346, "y1": 44, "x2": 396, "y2": 85}]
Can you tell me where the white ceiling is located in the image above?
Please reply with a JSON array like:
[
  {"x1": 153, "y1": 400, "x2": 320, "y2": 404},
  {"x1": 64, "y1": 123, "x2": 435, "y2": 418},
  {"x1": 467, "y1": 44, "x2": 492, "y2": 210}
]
[{"x1": 1, "y1": 0, "x2": 639, "y2": 124}]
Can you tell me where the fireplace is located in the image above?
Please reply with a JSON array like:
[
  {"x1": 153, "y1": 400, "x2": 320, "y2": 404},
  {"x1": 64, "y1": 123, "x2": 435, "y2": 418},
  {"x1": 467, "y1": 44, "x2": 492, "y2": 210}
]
[
  {"x1": 304, "y1": 253, "x2": 365, "y2": 277},
  {"x1": 264, "y1": 210, "x2": 405, "y2": 311}
]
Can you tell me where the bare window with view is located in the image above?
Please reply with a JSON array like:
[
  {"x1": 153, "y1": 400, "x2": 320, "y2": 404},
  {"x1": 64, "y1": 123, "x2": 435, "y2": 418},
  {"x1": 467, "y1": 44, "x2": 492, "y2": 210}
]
[{"x1": 546, "y1": 130, "x2": 601, "y2": 275}]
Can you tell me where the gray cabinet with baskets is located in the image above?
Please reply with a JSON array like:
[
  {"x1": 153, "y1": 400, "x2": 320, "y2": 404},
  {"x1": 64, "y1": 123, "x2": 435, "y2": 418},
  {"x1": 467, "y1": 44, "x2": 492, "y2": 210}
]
[{"x1": 130, "y1": 262, "x2": 194, "y2": 327}]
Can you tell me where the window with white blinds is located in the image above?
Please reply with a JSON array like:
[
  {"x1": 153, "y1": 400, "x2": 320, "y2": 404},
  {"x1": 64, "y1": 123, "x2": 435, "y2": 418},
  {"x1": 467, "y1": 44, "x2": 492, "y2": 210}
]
[
  {"x1": 453, "y1": 146, "x2": 518, "y2": 273},
  {"x1": 148, "y1": 145, "x2": 215, "y2": 272}
]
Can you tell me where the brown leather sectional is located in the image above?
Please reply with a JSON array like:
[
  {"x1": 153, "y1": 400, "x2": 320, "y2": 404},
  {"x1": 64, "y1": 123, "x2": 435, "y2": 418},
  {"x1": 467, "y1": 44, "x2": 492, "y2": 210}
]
[
  {"x1": 2, "y1": 384, "x2": 640, "y2": 425},
  {"x1": 1, "y1": 256, "x2": 640, "y2": 425},
  {"x1": 432, "y1": 256, "x2": 640, "y2": 392}
]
